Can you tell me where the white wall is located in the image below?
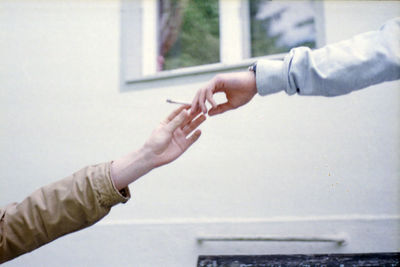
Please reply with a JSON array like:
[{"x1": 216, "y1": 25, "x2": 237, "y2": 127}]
[{"x1": 1, "y1": 1, "x2": 399, "y2": 266}]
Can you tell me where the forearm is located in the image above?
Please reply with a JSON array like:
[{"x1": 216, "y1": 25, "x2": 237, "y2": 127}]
[
  {"x1": 111, "y1": 146, "x2": 154, "y2": 190},
  {"x1": 0, "y1": 162, "x2": 129, "y2": 263},
  {"x1": 256, "y1": 18, "x2": 400, "y2": 96}
]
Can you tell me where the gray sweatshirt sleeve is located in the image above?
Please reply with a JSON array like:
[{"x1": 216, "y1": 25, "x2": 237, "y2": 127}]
[{"x1": 256, "y1": 17, "x2": 400, "y2": 97}]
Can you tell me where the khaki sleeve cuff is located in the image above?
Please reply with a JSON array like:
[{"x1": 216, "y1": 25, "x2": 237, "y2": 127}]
[{"x1": 92, "y1": 162, "x2": 131, "y2": 208}]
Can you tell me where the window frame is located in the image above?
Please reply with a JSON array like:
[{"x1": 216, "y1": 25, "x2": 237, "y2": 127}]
[{"x1": 121, "y1": 0, "x2": 325, "y2": 86}]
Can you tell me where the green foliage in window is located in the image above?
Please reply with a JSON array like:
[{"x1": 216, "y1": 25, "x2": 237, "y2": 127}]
[{"x1": 163, "y1": 0, "x2": 220, "y2": 70}]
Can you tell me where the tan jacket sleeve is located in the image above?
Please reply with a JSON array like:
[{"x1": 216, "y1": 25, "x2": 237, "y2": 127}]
[{"x1": 0, "y1": 162, "x2": 130, "y2": 263}]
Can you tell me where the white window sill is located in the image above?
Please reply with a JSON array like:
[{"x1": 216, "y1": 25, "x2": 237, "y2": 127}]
[{"x1": 125, "y1": 54, "x2": 286, "y2": 85}]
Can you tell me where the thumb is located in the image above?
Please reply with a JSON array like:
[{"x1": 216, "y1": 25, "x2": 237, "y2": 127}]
[{"x1": 208, "y1": 102, "x2": 232, "y2": 116}]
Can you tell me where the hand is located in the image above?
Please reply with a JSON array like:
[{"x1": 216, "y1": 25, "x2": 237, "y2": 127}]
[
  {"x1": 144, "y1": 105, "x2": 205, "y2": 168},
  {"x1": 111, "y1": 106, "x2": 205, "y2": 190},
  {"x1": 191, "y1": 71, "x2": 257, "y2": 116}
]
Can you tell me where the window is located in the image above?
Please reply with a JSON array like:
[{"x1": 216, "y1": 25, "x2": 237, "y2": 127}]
[
  {"x1": 158, "y1": 0, "x2": 220, "y2": 71},
  {"x1": 249, "y1": 0, "x2": 317, "y2": 57},
  {"x1": 121, "y1": 0, "x2": 323, "y2": 83}
]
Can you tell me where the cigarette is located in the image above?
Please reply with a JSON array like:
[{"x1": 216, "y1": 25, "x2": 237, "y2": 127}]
[{"x1": 166, "y1": 99, "x2": 191, "y2": 105}]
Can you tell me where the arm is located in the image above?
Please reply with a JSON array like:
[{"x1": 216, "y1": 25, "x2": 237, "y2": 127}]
[
  {"x1": 0, "y1": 106, "x2": 205, "y2": 263},
  {"x1": 0, "y1": 163, "x2": 127, "y2": 263},
  {"x1": 257, "y1": 17, "x2": 400, "y2": 96},
  {"x1": 191, "y1": 17, "x2": 400, "y2": 115}
]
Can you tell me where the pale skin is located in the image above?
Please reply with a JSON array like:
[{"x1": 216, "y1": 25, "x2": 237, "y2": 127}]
[
  {"x1": 112, "y1": 71, "x2": 254, "y2": 190},
  {"x1": 111, "y1": 105, "x2": 206, "y2": 190},
  {"x1": 191, "y1": 71, "x2": 257, "y2": 116}
]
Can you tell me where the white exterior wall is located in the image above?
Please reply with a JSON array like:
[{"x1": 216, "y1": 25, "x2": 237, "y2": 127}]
[{"x1": 0, "y1": 1, "x2": 399, "y2": 266}]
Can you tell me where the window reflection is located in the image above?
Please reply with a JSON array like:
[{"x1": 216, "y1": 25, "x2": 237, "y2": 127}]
[{"x1": 250, "y1": 0, "x2": 316, "y2": 57}]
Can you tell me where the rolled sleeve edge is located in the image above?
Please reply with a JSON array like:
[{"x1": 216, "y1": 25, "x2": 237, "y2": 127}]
[
  {"x1": 256, "y1": 59, "x2": 286, "y2": 96},
  {"x1": 93, "y1": 162, "x2": 131, "y2": 208}
]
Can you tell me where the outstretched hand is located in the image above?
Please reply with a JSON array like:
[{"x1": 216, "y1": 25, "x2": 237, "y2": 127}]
[
  {"x1": 111, "y1": 106, "x2": 206, "y2": 190},
  {"x1": 191, "y1": 71, "x2": 257, "y2": 116},
  {"x1": 144, "y1": 105, "x2": 205, "y2": 168}
]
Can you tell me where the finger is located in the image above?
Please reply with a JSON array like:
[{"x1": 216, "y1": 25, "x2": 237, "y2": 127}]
[
  {"x1": 165, "y1": 109, "x2": 188, "y2": 133},
  {"x1": 191, "y1": 90, "x2": 201, "y2": 115},
  {"x1": 199, "y1": 89, "x2": 207, "y2": 114},
  {"x1": 211, "y1": 76, "x2": 226, "y2": 93},
  {"x1": 184, "y1": 129, "x2": 201, "y2": 149},
  {"x1": 206, "y1": 89, "x2": 218, "y2": 108},
  {"x1": 164, "y1": 105, "x2": 190, "y2": 123},
  {"x1": 183, "y1": 114, "x2": 206, "y2": 135},
  {"x1": 208, "y1": 102, "x2": 232, "y2": 116},
  {"x1": 181, "y1": 108, "x2": 201, "y2": 129}
]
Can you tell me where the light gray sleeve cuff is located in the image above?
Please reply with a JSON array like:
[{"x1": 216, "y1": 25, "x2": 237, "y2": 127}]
[{"x1": 256, "y1": 59, "x2": 286, "y2": 96}]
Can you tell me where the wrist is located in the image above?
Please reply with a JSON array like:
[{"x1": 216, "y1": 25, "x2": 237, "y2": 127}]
[
  {"x1": 137, "y1": 145, "x2": 157, "y2": 170},
  {"x1": 245, "y1": 70, "x2": 257, "y2": 96},
  {"x1": 248, "y1": 63, "x2": 258, "y2": 95},
  {"x1": 111, "y1": 147, "x2": 154, "y2": 190}
]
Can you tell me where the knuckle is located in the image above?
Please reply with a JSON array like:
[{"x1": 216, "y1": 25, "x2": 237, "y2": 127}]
[{"x1": 214, "y1": 74, "x2": 225, "y2": 86}]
